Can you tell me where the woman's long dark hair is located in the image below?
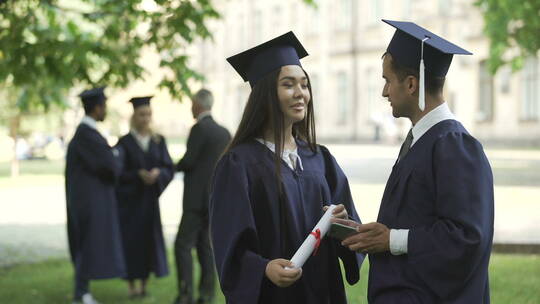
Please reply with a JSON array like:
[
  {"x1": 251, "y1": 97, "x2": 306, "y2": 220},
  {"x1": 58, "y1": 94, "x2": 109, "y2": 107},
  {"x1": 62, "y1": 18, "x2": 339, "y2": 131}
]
[{"x1": 225, "y1": 67, "x2": 317, "y2": 189}]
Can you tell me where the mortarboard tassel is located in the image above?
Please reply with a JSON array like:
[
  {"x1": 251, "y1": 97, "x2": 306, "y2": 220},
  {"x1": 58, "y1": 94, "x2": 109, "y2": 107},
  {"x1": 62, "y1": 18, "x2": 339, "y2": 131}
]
[{"x1": 419, "y1": 36, "x2": 430, "y2": 112}]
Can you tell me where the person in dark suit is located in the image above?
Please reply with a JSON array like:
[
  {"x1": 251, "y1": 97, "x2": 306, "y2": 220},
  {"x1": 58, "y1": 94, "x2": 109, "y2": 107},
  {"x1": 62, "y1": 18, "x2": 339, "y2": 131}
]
[
  {"x1": 173, "y1": 89, "x2": 231, "y2": 304},
  {"x1": 65, "y1": 87, "x2": 125, "y2": 304},
  {"x1": 115, "y1": 96, "x2": 175, "y2": 299}
]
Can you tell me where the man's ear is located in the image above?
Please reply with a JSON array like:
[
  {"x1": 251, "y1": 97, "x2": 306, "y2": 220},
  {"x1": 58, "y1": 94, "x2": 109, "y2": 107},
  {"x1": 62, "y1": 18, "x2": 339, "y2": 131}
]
[{"x1": 405, "y1": 75, "x2": 419, "y2": 96}]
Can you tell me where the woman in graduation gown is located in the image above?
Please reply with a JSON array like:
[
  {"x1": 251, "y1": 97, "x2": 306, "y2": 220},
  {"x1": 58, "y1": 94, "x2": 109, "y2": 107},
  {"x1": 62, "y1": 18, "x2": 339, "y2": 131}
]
[
  {"x1": 115, "y1": 96, "x2": 174, "y2": 298},
  {"x1": 209, "y1": 32, "x2": 364, "y2": 304}
]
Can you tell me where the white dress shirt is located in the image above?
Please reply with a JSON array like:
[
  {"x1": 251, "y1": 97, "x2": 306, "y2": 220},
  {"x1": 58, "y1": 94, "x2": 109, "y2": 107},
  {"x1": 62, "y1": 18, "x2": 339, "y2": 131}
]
[
  {"x1": 131, "y1": 129, "x2": 151, "y2": 152},
  {"x1": 197, "y1": 110, "x2": 212, "y2": 122},
  {"x1": 390, "y1": 102, "x2": 457, "y2": 256},
  {"x1": 255, "y1": 138, "x2": 304, "y2": 171},
  {"x1": 80, "y1": 115, "x2": 98, "y2": 130}
]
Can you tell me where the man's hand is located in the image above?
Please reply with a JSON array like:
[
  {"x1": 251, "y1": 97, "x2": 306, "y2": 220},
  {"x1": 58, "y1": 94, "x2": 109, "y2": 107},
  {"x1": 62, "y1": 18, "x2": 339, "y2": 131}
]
[
  {"x1": 323, "y1": 204, "x2": 348, "y2": 220},
  {"x1": 265, "y1": 259, "x2": 302, "y2": 287},
  {"x1": 341, "y1": 222, "x2": 390, "y2": 254}
]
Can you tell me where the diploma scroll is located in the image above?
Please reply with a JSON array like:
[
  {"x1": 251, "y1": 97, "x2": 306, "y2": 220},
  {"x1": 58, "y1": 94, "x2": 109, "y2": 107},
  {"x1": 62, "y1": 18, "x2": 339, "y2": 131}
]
[{"x1": 288, "y1": 204, "x2": 336, "y2": 269}]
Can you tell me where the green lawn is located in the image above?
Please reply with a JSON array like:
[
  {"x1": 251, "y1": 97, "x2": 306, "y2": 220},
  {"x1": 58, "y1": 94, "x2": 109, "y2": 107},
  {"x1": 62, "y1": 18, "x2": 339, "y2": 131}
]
[
  {"x1": 0, "y1": 254, "x2": 538, "y2": 304},
  {"x1": 0, "y1": 159, "x2": 64, "y2": 177}
]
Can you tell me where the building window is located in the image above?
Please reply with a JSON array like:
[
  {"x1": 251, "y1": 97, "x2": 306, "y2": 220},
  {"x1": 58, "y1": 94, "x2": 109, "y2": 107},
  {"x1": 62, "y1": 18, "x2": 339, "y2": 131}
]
[
  {"x1": 369, "y1": 0, "x2": 383, "y2": 25},
  {"x1": 334, "y1": 0, "x2": 352, "y2": 31},
  {"x1": 253, "y1": 10, "x2": 262, "y2": 41},
  {"x1": 272, "y1": 5, "x2": 282, "y2": 34},
  {"x1": 336, "y1": 72, "x2": 349, "y2": 125},
  {"x1": 521, "y1": 56, "x2": 539, "y2": 121},
  {"x1": 402, "y1": 0, "x2": 412, "y2": 19},
  {"x1": 309, "y1": 73, "x2": 322, "y2": 117},
  {"x1": 438, "y1": 0, "x2": 452, "y2": 17},
  {"x1": 477, "y1": 60, "x2": 494, "y2": 121},
  {"x1": 306, "y1": 0, "x2": 320, "y2": 36},
  {"x1": 366, "y1": 67, "x2": 378, "y2": 117}
]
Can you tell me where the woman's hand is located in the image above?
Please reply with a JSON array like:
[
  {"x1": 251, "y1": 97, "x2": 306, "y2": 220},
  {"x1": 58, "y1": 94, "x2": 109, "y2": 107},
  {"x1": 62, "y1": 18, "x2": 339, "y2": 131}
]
[
  {"x1": 323, "y1": 203, "x2": 348, "y2": 219},
  {"x1": 265, "y1": 259, "x2": 302, "y2": 287}
]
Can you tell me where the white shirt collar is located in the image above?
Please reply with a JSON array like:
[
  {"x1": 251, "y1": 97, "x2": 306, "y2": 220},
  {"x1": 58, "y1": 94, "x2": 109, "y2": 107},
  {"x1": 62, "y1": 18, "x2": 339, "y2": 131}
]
[
  {"x1": 255, "y1": 138, "x2": 304, "y2": 171},
  {"x1": 130, "y1": 129, "x2": 151, "y2": 152},
  {"x1": 197, "y1": 111, "x2": 212, "y2": 122},
  {"x1": 80, "y1": 116, "x2": 97, "y2": 130},
  {"x1": 411, "y1": 102, "x2": 456, "y2": 146}
]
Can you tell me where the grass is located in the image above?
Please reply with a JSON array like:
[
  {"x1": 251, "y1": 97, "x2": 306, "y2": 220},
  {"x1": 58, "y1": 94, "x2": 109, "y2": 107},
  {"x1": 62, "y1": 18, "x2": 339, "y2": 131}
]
[
  {"x1": 0, "y1": 254, "x2": 538, "y2": 304},
  {"x1": 0, "y1": 159, "x2": 64, "y2": 178}
]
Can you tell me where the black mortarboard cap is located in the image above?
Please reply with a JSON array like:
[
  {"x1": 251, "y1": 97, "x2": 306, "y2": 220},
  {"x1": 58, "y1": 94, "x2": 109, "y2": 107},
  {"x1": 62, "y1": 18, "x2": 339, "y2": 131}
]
[
  {"x1": 383, "y1": 19, "x2": 472, "y2": 77},
  {"x1": 79, "y1": 87, "x2": 106, "y2": 106},
  {"x1": 129, "y1": 96, "x2": 153, "y2": 109},
  {"x1": 227, "y1": 31, "x2": 309, "y2": 87}
]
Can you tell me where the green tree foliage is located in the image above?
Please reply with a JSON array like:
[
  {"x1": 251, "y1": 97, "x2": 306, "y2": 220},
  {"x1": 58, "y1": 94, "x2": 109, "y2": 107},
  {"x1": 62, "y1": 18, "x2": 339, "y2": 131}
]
[
  {"x1": 0, "y1": 0, "x2": 220, "y2": 176},
  {"x1": 475, "y1": 0, "x2": 540, "y2": 73},
  {"x1": 0, "y1": 0, "x2": 220, "y2": 111}
]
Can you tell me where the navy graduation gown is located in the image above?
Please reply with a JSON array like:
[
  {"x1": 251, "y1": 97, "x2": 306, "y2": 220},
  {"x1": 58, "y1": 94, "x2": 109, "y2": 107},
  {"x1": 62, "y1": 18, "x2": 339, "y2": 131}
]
[
  {"x1": 369, "y1": 120, "x2": 494, "y2": 303},
  {"x1": 115, "y1": 133, "x2": 174, "y2": 279},
  {"x1": 210, "y1": 140, "x2": 364, "y2": 304},
  {"x1": 65, "y1": 123, "x2": 126, "y2": 279}
]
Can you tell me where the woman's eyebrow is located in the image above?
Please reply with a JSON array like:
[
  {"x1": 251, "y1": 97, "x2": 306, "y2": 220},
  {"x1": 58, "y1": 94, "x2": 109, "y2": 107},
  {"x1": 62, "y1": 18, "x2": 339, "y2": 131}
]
[{"x1": 279, "y1": 76, "x2": 308, "y2": 81}]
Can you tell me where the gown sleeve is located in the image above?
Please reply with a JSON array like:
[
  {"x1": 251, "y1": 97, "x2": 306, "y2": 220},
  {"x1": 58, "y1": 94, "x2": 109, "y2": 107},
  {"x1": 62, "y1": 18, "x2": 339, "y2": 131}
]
[
  {"x1": 155, "y1": 136, "x2": 174, "y2": 196},
  {"x1": 209, "y1": 152, "x2": 270, "y2": 303},
  {"x1": 115, "y1": 139, "x2": 140, "y2": 183},
  {"x1": 77, "y1": 128, "x2": 120, "y2": 183},
  {"x1": 407, "y1": 132, "x2": 494, "y2": 298},
  {"x1": 320, "y1": 145, "x2": 364, "y2": 285}
]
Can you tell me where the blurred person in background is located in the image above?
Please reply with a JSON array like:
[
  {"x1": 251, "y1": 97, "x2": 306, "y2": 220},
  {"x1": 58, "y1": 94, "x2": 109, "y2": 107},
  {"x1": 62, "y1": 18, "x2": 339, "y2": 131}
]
[
  {"x1": 115, "y1": 96, "x2": 174, "y2": 299},
  {"x1": 173, "y1": 89, "x2": 231, "y2": 304},
  {"x1": 65, "y1": 87, "x2": 125, "y2": 304}
]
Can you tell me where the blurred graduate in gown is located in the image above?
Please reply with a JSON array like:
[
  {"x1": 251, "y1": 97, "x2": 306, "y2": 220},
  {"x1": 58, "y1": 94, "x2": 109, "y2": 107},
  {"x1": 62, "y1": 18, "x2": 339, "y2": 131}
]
[
  {"x1": 209, "y1": 32, "x2": 364, "y2": 304},
  {"x1": 66, "y1": 87, "x2": 125, "y2": 304},
  {"x1": 115, "y1": 96, "x2": 174, "y2": 298}
]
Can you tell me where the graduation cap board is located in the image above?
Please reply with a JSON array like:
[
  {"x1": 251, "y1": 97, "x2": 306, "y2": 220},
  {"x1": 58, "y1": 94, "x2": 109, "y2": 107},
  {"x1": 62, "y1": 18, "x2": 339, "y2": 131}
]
[
  {"x1": 227, "y1": 31, "x2": 309, "y2": 87},
  {"x1": 383, "y1": 19, "x2": 472, "y2": 111},
  {"x1": 79, "y1": 87, "x2": 106, "y2": 107},
  {"x1": 129, "y1": 96, "x2": 153, "y2": 109}
]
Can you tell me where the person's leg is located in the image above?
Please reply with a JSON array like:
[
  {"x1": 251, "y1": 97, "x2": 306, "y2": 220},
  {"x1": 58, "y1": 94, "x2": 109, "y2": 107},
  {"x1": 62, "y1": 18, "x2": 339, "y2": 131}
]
[
  {"x1": 196, "y1": 215, "x2": 215, "y2": 303},
  {"x1": 127, "y1": 280, "x2": 138, "y2": 298},
  {"x1": 140, "y1": 278, "x2": 148, "y2": 297},
  {"x1": 174, "y1": 212, "x2": 201, "y2": 304},
  {"x1": 74, "y1": 269, "x2": 89, "y2": 301}
]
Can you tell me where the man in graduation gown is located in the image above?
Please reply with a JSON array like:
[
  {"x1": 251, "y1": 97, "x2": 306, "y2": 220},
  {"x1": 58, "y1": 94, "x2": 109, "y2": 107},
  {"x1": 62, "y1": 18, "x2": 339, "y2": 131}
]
[
  {"x1": 340, "y1": 20, "x2": 494, "y2": 303},
  {"x1": 173, "y1": 89, "x2": 231, "y2": 304},
  {"x1": 65, "y1": 87, "x2": 126, "y2": 304}
]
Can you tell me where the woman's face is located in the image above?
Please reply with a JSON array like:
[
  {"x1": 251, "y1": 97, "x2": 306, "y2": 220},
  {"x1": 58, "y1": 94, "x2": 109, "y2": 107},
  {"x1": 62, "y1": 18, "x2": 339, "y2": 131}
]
[
  {"x1": 133, "y1": 105, "x2": 152, "y2": 131},
  {"x1": 276, "y1": 65, "x2": 311, "y2": 125}
]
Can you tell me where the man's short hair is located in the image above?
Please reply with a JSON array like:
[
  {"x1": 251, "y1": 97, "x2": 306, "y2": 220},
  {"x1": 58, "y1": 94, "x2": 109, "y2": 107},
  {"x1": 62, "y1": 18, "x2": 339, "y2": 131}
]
[
  {"x1": 382, "y1": 52, "x2": 445, "y2": 95},
  {"x1": 193, "y1": 88, "x2": 214, "y2": 110}
]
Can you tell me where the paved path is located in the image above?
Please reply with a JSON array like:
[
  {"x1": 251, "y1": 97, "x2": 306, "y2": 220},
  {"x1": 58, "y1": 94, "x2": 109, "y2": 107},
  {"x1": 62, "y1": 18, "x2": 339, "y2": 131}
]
[{"x1": 1, "y1": 144, "x2": 539, "y2": 266}]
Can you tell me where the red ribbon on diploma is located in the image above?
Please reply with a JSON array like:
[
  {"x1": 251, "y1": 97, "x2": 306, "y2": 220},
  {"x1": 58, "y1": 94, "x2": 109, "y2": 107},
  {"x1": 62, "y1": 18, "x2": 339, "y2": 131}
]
[{"x1": 310, "y1": 228, "x2": 321, "y2": 256}]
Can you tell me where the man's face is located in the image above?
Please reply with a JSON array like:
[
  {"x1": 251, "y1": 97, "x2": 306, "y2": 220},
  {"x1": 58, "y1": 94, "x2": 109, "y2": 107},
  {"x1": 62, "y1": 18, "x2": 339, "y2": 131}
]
[
  {"x1": 95, "y1": 102, "x2": 107, "y2": 121},
  {"x1": 381, "y1": 54, "x2": 414, "y2": 118}
]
